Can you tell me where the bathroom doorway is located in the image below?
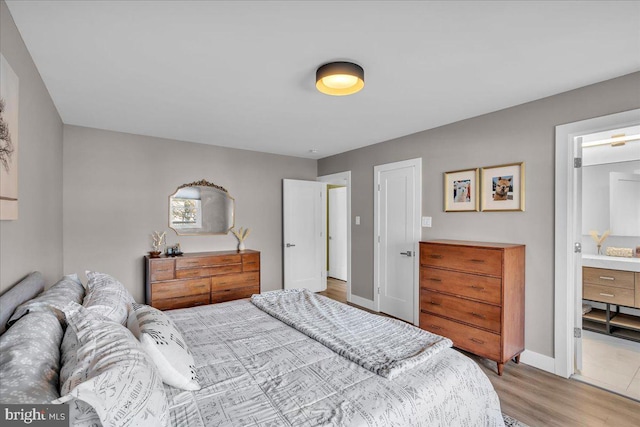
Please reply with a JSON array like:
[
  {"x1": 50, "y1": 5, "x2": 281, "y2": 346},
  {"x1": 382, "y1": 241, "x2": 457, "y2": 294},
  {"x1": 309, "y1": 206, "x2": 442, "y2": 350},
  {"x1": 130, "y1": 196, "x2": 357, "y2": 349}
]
[
  {"x1": 554, "y1": 109, "x2": 640, "y2": 400},
  {"x1": 578, "y1": 126, "x2": 640, "y2": 400}
]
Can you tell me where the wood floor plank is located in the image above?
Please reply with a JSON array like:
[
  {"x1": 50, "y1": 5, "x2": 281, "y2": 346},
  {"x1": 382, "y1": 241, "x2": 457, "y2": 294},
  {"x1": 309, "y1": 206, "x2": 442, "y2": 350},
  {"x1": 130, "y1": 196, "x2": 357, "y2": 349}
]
[{"x1": 320, "y1": 279, "x2": 640, "y2": 427}]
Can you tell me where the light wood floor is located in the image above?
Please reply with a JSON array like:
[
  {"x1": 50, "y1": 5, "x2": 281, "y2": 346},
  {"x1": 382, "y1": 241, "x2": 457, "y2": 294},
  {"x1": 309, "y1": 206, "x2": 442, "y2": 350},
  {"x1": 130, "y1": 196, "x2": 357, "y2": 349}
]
[{"x1": 320, "y1": 279, "x2": 640, "y2": 427}]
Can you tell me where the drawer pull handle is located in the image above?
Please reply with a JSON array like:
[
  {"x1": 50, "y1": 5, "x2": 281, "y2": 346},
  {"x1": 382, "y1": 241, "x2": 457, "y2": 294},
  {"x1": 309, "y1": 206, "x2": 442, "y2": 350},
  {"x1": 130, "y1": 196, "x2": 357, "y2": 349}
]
[
  {"x1": 429, "y1": 325, "x2": 442, "y2": 331},
  {"x1": 599, "y1": 276, "x2": 615, "y2": 281},
  {"x1": 470, "y1": 285, "x2": 485, "y2": 290},
  {"x1": 429, "y1": 254, "x2": 443, "y2": 259},
  {"x1": 469, "y1": 259, "x2": 485, "y2": 263},
  {"x1": 599, "y1": 293, "x2": 614, "y2": 297},
  {"x1": 470, "y1": 338, "x2": 485, "y2": 344},
  {"x1": 429, "y1": 278, "x2": 442, "y2": 283},
  {"x1": 429, "y1": 301, "x2": 441, "y2": 306},
  {"x1": 471, "y1": 312, "x2": 486, "y2": 319}
]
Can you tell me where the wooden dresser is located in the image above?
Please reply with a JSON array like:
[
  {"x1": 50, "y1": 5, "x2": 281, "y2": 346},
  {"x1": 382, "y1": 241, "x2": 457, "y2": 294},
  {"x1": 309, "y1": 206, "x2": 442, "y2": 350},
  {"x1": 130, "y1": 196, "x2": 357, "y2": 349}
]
[
  {"x1": 145, "y1": 250, "x2": 260, "y2": 310},
  {"x1": 419, "y1": 240, "x2": 525, "y2": 375}
]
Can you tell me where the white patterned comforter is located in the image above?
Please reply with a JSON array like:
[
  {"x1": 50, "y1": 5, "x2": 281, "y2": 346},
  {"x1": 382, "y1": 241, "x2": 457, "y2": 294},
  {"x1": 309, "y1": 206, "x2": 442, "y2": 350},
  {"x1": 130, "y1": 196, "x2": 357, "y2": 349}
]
[
  {"x1": 251, "y1": 289, "x2": 452, "y2": 379},
  {"x1": 165, "y1": 299, "x2": 505, "y2": 427}
]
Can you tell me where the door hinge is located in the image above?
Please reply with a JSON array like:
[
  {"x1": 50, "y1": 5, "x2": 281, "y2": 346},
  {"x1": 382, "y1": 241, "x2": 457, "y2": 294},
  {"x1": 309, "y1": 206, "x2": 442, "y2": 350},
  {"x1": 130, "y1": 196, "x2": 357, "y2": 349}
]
[
  {"x1": 574, "y1": 242, "x2": 582, "y2": 253},
  {"x1": 377, "y1": 286, "x2": 380, "y2": 294},
  {"x1": 377, "y1": 236, "x2": 380, "y2": 243},
  {"x1": 574, "y1": 157, "x2": 582, "y2": 168},
  {"x1": 574, "y1": 327, "x2": 581, "y2": 338},
  {"x1": 377, "y1": 184, "x2": 380, "y2": 191}
]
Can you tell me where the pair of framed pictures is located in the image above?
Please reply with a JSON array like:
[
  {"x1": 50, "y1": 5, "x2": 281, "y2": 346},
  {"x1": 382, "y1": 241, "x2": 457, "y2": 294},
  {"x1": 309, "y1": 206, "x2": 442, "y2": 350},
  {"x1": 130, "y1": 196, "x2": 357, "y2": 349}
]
[{"x1": 444, "y1": 162, "x2": 525, "y2": 212}]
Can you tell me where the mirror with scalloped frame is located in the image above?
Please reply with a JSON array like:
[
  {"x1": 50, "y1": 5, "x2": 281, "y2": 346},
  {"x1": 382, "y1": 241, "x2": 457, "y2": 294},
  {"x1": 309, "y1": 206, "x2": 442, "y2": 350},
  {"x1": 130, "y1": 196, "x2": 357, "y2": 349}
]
[{"x1": 169, "y1": 180, "x2": 235, "y2": 235}]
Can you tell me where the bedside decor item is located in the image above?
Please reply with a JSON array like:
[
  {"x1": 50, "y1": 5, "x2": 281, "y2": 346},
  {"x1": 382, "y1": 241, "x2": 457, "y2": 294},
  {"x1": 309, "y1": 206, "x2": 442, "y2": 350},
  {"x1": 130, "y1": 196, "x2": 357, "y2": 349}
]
[
  {"x1": 0, "y1": 54, "x2": 19, "y2": 220},
  {"x1": 480, "y1": 162, "x2": 525, "y2": 212},
  {"x1": 443, "y1": 168, "x2": 479, "y2": 212},
  {"x1": 150, "y1": 231, "x2": 166, "y2": 257},
  {"x1": 169, "y1": 179, "x2": 235, "y2": 236},
  {"x1": 316, "y1": 61, "x2": 365, "y2": 96},
  {"x1": 231, "y1": 226, "x2": 251, "y2": 251},
  {"x1": 588, "y1": 229, "x2": 610, "y2": 255}
]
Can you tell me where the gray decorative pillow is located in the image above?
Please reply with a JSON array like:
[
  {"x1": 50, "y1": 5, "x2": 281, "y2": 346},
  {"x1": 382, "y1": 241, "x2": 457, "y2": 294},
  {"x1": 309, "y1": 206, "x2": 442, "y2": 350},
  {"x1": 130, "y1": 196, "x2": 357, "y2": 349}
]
[
  {"x1": 8, "y1": 274, "x2": 85, "y2": 326},
  {"x1": 55, "y1": 302, "x2": 169, "y2": 427},
  {"x1": 0, "y1": 310, "x2": 63, "y2": 403},
  {"x1": 83, "y1": 271, "x2": 135, "y2": 324}
]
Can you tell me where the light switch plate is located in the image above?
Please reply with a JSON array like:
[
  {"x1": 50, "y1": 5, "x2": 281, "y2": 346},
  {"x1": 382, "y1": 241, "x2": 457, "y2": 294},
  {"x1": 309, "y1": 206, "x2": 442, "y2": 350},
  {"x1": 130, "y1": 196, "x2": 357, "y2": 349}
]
[
  {"x1": 421, "y1": 216, "x2": 432, "y2": 227},
  {"x1": 355, "y1": 216, "x2": 361, "y2": 225}
]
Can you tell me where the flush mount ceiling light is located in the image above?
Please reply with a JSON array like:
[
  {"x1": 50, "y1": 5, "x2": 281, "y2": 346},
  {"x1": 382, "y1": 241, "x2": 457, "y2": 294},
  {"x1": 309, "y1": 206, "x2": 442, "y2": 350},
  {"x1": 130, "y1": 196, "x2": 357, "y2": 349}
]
[{"x1": 316, "y1": 62, "x2": 364, "y2": 96}]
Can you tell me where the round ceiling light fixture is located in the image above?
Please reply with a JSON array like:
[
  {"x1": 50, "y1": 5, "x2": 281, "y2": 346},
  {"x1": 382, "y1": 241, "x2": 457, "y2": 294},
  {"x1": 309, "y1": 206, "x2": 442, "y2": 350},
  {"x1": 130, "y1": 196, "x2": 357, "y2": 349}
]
[{"x1": 316, "y1": 61, "x2": 364, "y2": 96}]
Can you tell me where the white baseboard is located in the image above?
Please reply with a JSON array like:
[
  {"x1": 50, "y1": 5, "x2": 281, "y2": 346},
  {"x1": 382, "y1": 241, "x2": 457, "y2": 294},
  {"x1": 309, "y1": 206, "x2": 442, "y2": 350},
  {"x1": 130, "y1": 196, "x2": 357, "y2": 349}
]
[
  {"x1": 519, "y1": 349, "x2": 555, "y2": 373},
  {"x1": 349, "y1": 294, "x2": 376, "y2": 311}
]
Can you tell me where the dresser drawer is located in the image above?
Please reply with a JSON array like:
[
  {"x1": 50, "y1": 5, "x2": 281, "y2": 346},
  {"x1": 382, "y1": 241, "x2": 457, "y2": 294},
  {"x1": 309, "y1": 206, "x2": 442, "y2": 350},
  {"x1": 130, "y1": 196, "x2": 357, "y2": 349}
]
[
  {"x1": 211, "y1": 285, "x2": 258, "y2": 303},
  {"x1": 152, "y1": 294, "x2": 210, "y2": 311},
  {"x1": 175, "y1": 263, "x2": 242, "y2": 279},
  {"x1": 149, "y1": 259, "x2": 175, "y2": 281},
  {"x1": 176, "y1": 254, "x2": 242, "y2": 269},
  {"x1": 420, "y1": 313, "x2": 501, "y2": 360},
  {"x1": 583, "y1": 283, "x2": 635, "y2": 306},
  {"x1": 151, "y1": 278, "x2": 210, "y2": 300},
  {"x1": 211, "y1": 271, "x2": 260, "y2": 291},
  {"x1": 421, "y1": 244, "x2": 502, "y2": 276},
  {"x1": 420, "y1": 268, "x2": 502, "y2": 305},
  {"x1": 242, "y1": 253, "x2": 260, "y2": 272},
  {"x1": 583, "y1": 267, "x2": 634, "y2": 289},
  {"x1": 420, "y1": 289, "x2": 501, "y2": 333}
]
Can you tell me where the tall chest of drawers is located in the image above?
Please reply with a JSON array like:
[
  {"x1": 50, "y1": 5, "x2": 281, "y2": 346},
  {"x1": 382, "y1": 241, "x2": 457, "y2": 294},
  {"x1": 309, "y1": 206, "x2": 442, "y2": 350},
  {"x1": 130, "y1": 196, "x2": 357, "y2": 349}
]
[
  {"x1": 145, "y1": 250, "x2": 260, "y2": 310},
  {"x1": 419, "y1": 240, "x2": 525, "y2": 375}
]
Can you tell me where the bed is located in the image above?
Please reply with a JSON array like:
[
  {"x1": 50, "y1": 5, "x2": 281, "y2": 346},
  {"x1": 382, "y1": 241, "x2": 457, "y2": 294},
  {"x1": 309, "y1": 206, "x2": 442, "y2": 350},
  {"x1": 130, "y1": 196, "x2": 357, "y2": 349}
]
[{"x1": 0, "y1": 272, "x2": 505, "y2": 426}]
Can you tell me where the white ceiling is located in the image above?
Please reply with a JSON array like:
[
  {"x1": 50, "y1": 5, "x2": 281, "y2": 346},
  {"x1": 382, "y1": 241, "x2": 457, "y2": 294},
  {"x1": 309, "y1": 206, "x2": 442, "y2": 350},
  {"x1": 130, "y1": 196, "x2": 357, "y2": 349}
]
[{"x1": 6, "y1": 1, "x2": 640, "y2": 159}]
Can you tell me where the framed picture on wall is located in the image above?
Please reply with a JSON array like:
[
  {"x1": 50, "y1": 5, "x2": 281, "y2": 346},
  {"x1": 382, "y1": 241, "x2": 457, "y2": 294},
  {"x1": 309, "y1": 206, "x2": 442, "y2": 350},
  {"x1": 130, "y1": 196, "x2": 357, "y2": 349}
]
[
  {"x1": 444, "y1": 168, "x2": 479, "y2": 212},
  {"x1": 480, "y1": 162, "x2": 525, "y2": 211}
]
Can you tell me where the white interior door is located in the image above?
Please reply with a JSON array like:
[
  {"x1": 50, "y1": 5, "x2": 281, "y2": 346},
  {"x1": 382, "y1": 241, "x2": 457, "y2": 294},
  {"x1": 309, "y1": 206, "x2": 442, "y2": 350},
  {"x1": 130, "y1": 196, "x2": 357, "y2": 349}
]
[
  {"x1": 283, "y1": 179, "x2": 327, "y2": 292},
  {"x1": 329, "y1": 187, "x2": 347, "y2": 281},
  {"x1": 375, "y1": 158, "x2": 421, "y2": 323}
]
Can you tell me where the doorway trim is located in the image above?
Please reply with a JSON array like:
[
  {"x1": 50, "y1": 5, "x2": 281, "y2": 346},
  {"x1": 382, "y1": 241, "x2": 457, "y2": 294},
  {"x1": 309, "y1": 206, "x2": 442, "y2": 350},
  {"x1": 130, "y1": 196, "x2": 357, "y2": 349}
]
[
  {"x1": 554, "y1": 108, "x2": 640, "y2": 378},
  {"x1": 317, "y1": 171, "x2": 352, "y2": 304},
  {"x1": 373, "y1": 158, "x2": 422, "y2": 325}
]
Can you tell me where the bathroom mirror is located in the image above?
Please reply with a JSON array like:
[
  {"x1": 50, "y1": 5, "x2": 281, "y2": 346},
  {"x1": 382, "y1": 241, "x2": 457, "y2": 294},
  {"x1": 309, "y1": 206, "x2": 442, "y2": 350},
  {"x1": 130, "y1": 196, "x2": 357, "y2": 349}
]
[
  {"x1": 169, "y1": 180, "x2": 235, "y2": 235},
  {"x1": 582, "y1": 159, "x2": 640, "y2": 237}
]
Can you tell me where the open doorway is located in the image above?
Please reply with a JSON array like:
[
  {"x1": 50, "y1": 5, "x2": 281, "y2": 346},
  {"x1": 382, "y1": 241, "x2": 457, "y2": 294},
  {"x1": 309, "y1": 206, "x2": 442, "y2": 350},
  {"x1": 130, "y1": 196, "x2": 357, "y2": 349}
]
[
  {"x1": 317, "y1": 172, "x2": 352, "y2": 303},
  {"x1": 578, "y1": 126, "x2": 640, "y2": 399},
  {"x1": 555, "y1": 109, "x2": 640, "y2": 400},
  {"x1": 328, "y1": 185, "x2": 347, "y2": 281}
]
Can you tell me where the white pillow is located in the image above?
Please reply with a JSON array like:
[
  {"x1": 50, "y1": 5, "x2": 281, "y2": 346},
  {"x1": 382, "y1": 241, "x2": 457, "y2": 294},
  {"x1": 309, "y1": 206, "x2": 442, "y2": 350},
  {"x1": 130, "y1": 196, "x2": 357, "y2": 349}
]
[
  {"x1": 83, "y1": 271, "x2": 134, "y2": 324},
  {"x1": 55, "y1": 302, "x2": 169, "y2": 427},
  {"x1": 128, "y1": 303, "x2": 201, "y2": 391}
]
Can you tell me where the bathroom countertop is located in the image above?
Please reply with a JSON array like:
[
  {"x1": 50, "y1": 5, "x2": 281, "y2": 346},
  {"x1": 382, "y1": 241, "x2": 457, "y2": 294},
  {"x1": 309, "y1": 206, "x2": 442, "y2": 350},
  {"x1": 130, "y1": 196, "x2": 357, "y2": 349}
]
[{"x1": 582, "y1": 254, "x2": 640, "y2": 272}]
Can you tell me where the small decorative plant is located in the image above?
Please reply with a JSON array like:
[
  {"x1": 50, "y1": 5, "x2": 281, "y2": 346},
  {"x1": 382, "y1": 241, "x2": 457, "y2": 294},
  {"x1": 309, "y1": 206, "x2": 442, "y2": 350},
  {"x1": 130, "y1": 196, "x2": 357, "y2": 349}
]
[
  {"x1": 150, "y1": 231, "x2": 166, "y2": 256},
  {"x1": 231, "y1": 227, "x2": 251, "y2": 252},
  {"x1": 588, "y1": 230, "x2": 610, "y2": 255}
]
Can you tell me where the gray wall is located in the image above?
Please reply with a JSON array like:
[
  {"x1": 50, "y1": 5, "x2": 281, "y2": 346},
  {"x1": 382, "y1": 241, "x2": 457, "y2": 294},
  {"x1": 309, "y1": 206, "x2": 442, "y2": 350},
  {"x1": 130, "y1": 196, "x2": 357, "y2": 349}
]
[
  {"x1": 63, "y1": 125, "x2": 316, "y2": 302},
  {"x1": 318, "y1": 72, "x2": 640, "y2": 358},
  {"x1": 0, "y1": 1, "x2": 63, "y2": 293}
]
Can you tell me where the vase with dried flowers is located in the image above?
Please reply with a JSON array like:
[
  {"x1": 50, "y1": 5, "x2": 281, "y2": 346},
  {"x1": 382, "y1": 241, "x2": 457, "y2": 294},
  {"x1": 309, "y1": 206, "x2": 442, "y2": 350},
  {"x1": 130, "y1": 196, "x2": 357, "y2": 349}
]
[
  {"x1": 231, "y1": 227, "x2": 251, "y2": 252},
  {"x1": 150, "y1": 231, "x2": 166, "y2": 257},
  {"x1": 588, "y1": 230, "x2": 610, "y2": 255}
]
